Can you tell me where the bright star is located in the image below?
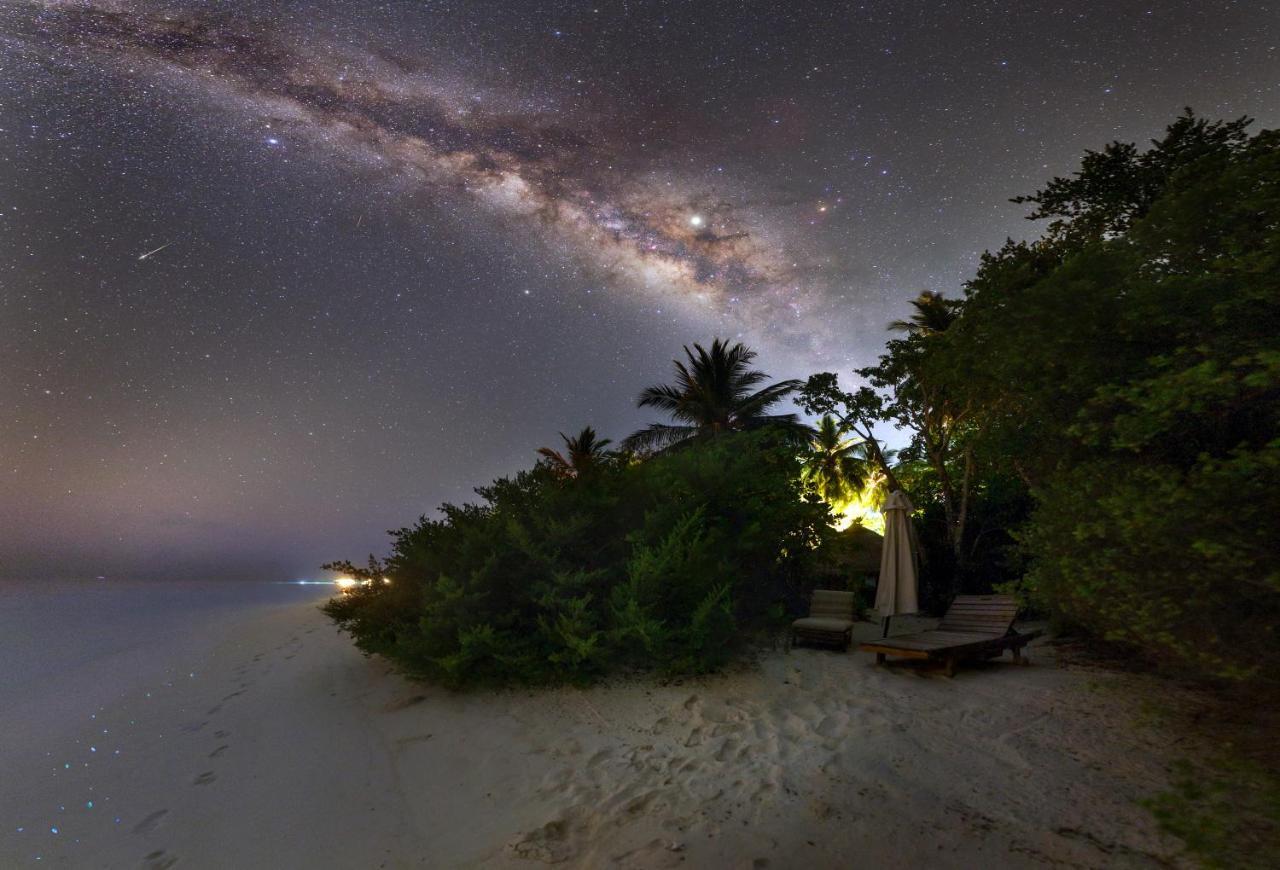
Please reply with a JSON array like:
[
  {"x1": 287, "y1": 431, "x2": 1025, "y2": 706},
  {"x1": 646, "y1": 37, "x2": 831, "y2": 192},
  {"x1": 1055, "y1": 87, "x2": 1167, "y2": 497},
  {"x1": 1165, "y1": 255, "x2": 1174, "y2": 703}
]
[{"x1": 689, "y1": 215, "x2": 704, "y2": 228}]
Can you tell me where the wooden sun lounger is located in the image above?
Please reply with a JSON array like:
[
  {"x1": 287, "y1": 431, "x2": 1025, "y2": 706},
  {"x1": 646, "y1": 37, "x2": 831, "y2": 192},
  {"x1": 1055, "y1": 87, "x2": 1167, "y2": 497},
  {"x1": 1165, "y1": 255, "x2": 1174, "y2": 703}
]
[
  {"x1": 859, "y1": 594, "x2": 1042, "y2": 676},
  {"x1": 791, "y1": 590, "x2": 856, "y2": 651}
]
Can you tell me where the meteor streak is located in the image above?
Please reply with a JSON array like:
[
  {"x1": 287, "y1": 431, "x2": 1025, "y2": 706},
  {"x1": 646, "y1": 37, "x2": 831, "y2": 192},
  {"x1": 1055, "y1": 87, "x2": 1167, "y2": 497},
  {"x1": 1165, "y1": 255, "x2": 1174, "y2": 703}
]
[{"x1": 137, "y1": 241, "x2": 174, "y2": 261}]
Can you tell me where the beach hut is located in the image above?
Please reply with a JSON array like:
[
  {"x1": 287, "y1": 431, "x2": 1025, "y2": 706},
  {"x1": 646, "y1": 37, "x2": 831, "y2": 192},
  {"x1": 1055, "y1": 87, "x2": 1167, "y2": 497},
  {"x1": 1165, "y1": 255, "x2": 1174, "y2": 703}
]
[{"x1": 874, "y1": 490, "x2": 918, "y2": 636}]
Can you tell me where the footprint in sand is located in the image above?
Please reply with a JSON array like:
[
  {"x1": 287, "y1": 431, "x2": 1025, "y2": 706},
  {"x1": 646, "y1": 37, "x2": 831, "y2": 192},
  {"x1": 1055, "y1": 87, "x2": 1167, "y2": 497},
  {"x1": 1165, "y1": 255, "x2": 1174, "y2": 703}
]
[
  {"x1": 382, "y1": 694, "x2": 426, "y2": 712},
  {"x1": 714, "y1": 738, "x2": 740, "y2": 762},
  {"x1": 213, "y1": 730, "x2": 230, "y2": 739},
  {"x1": 205, "y1": 704, "x2": 222, "y2": 715},
  {"x1": 511, "y1": 818, "x2": 574, "y2": 864},
  {"x1": 143, "y1": 849, "x2": 178, "y2": 869},
  {"x1": 611, "y1": 838, "x2": 686, "y2": 867},
  {"x1": 208, "y1": 745, "x2": 229, "y2": 759},
  {"x1": 586, "y1": 748, "x2": 613, "y2": 768},
  {"x1": 132, "y1": 809, "x2": 168, "y2": 835},
  {"x1": 553, "y1": 738, "x2": 582, "y2": 758},
  {"x1": 179, "y1": 720, "x2": 208, "y2": 734},
  {"x1": 815, "y1": 713, "x2": 848, "y2": 739},
  {"x1": 192, "y1": 771, "x2": 217, "y2": 786},
  {"x1": 395, "y1": 734, "x2": 433, "y2": 748},
  {"x1": 624, "y1": 791, "x2": 655, "y2": 815},
  {"x1": 711, "y1": 721, "x2": 746, "y2": 738}
]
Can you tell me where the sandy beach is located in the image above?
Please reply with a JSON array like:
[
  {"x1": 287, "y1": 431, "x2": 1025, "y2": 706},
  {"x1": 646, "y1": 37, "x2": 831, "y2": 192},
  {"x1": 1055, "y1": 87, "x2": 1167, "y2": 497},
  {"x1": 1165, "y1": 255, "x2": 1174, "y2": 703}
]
[{"x1": 1, "y1": 588, "x2": 1192, "y2": 869}]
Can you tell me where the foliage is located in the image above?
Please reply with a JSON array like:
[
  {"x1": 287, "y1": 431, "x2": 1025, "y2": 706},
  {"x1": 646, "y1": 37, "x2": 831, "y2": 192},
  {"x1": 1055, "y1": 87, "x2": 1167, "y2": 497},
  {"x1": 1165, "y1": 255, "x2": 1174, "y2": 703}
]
[
  {"x1": 798, "y1": 415, "x2": 871, "y2": 508},
  {"x1": 802, "y1": 112, "x2": 1279, "y2": 687},
  {"x1": 802, "y1": 289, "x2": 983, "y2": 599},
  {"x1": 888, "y1": 290, "x2": 962, "y2": 336},
  {"x1": 624, "y1": 338, "x2": 810, "y2": 453},
  {"x1": 323, "y1": 430, "x2": 832, "y2": 687},
  {"x1": 937, "y1": 112, "x2": 1280, "y2": 680},
  {"x1": 535, "y1": 426, "x2": 617, "y2": 480},
  {"x1": 1143, "y1": 758, "x2": 1280, "y2": 870}
]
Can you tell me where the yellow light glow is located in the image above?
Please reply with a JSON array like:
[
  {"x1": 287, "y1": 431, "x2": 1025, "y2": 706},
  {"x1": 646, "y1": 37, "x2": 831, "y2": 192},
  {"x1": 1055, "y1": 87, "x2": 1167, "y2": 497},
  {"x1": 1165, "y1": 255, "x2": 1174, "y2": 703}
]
[
  {"x1": 832, "y1": 495, "x2": 886, "y2": 535},
  {"x1": 825, "y1": 475, "x2": 888, "y2": 535},
  {"x1": 382, "y1": 577, "x2": 392, "y2": 585},
  {"x1": 335, "y1": 576, "x2": 358, "y2": 589}
]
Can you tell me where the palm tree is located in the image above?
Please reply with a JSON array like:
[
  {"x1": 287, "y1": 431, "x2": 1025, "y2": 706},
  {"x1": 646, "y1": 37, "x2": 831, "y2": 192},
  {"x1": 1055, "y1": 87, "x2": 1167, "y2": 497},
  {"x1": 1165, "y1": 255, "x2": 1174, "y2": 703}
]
[
  {"x1": 889, "y1": 290, "x2": 960, "y2": 336},
  {"x1": 536, "y1": 426, "x2": 613, "y2": 479},
  {"x1": 800, "y1": 415, "x2": 870, "y2": 506},
  {"x1": 623, "y1": 339, "x2": 808, "y2": 453}
]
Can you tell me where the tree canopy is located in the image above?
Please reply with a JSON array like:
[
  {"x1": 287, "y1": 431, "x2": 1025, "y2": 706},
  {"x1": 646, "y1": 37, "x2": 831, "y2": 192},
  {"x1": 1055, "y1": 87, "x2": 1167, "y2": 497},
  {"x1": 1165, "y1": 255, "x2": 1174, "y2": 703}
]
[{"x1": 624, "y1": 339, "x2": 809, "y2": 453}]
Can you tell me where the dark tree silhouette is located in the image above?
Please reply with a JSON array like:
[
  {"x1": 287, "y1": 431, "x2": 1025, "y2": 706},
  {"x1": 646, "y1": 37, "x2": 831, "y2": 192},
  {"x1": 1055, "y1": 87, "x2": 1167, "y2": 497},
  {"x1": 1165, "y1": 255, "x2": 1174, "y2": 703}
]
[
  {"x1": 623, "y1": 339, "x2": 808, "y2": 453},
  {"x1": 536, "y1": 426, "x2": 613, "y2": 479},
  {"x1": 888, "y1": 290, "x2": 961, "y2": 336}
]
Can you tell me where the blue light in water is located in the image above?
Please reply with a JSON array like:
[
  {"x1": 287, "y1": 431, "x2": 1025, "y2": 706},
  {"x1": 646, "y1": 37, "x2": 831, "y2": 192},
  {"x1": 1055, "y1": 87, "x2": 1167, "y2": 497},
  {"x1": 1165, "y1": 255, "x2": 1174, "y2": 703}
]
[
  {"x1": 50, "y1": 827, "x2": 58, "y2": 834},
  {"x1": 86, "y1": 801, "x2": 93, "y2": 809}
]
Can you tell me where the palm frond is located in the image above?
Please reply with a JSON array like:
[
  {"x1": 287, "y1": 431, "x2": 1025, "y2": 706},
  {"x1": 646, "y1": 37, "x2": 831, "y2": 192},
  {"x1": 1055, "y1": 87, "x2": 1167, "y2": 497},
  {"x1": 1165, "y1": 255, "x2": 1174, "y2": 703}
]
[
  {"x1": 637, "y1": 383, "x2": 688, "y2": 412},
  {"x1": 621, "y1": 423, "x2": 699, "y2": 454}
]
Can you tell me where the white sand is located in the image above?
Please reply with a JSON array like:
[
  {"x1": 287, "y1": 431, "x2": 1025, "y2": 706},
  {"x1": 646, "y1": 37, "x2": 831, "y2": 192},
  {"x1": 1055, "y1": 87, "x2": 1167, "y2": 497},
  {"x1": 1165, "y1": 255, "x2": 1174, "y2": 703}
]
[{"x1": 1, "y1": 600, "x2": 1193, "y2": 868}]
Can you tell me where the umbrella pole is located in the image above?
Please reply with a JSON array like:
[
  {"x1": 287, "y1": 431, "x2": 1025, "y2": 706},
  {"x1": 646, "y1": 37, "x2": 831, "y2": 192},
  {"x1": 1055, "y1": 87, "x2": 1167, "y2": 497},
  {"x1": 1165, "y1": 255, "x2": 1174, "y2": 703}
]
[{"x1": 881, "y1": 615, "x2": 891, "y2": 638}]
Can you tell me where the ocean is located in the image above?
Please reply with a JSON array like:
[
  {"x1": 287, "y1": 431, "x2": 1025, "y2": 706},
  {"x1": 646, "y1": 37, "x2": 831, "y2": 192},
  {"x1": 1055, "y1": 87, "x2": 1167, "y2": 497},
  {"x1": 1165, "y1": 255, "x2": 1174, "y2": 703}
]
[{"x1": 0, "y1": 579, "x2": 333, "y2": 750}]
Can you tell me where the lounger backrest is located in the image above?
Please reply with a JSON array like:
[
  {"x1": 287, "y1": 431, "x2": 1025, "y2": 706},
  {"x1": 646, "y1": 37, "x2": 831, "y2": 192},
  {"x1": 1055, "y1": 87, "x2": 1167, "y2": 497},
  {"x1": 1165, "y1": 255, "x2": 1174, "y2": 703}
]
[
  {"x1": 809, "y1": 590, "x2": 855, "y2": 620},
  {"x1": 937, "y1": 594, "x2": 1018, "y2": 636}
]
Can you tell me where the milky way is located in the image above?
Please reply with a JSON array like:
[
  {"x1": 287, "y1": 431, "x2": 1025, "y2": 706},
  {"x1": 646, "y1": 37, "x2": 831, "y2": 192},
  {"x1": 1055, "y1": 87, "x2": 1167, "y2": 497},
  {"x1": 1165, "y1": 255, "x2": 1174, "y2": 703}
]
[
  {"x1": 3, "y1": 0, "x2": 1276, "y2": 579},
  {"x1": 29, "y1": 0, "x2": 820, "y2": 343}
]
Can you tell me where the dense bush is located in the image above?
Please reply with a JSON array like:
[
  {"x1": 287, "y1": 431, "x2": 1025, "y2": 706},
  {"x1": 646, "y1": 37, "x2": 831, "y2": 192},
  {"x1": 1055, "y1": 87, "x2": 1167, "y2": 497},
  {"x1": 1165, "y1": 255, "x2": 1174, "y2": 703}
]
[
  {"x1": 802, "y1": 112, "x2": 1279, "y2": 681},
  {"x1": 323, "y1": 430, "x2": 833, "y2": 687},
  {"x1": 943, "y1": 114, "x2": 1280, "y2": 680}
]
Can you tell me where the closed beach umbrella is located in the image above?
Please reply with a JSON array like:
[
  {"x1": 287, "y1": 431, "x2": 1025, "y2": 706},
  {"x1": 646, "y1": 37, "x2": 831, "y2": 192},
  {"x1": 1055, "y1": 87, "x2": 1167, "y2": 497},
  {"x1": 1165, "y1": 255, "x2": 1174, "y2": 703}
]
[{"x1": 875, "y1": 491, "x2": 918, "y2": 628}]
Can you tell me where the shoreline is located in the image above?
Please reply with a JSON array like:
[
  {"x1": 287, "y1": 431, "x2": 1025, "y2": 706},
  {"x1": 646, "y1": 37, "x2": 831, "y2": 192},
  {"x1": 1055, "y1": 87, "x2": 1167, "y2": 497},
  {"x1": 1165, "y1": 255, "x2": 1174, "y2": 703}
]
[{"x1": 2, "y1": 598, "x2": 1193, "y2": 868}]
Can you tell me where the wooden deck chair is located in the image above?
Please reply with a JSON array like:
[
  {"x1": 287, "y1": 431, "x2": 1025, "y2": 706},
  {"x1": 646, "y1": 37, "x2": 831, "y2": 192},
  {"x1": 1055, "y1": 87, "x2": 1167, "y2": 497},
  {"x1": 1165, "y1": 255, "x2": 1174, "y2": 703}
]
[
  {"x1": 858, "y1": 594, "x2": 1042, "y2": 676},
  {"x1": 791, "y1": 590, "x2": 856, "y2": 651}
]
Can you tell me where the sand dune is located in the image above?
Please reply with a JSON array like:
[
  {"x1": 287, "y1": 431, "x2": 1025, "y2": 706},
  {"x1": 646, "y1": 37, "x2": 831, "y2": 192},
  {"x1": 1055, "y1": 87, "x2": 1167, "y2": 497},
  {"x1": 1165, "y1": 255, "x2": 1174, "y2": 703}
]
[{"x1": 1, "y1": 600, "x2": 1192, "y2": 868}]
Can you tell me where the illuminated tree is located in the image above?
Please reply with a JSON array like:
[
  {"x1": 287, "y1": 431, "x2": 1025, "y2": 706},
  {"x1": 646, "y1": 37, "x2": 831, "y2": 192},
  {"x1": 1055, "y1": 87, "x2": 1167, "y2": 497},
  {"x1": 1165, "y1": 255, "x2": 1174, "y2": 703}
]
[{"x1": 799, "y1": 415, "x2": 870, "y2": 507}]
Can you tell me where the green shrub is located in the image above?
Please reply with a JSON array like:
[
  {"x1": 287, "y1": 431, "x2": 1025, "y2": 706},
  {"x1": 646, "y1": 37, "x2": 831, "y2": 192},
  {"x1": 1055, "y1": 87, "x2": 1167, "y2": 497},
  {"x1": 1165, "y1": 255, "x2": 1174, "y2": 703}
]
[
  {"x1": 323, "y1": 430, "x2": 832, "y2": 687},
  {"x1": 931, "y1": 116, "x2": 1280, "y2": 680}
]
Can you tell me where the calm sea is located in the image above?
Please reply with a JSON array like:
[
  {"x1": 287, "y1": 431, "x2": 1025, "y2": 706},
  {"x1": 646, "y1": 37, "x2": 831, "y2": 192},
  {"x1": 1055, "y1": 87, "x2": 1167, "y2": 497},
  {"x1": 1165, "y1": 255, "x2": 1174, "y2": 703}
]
[{"x1": 0, "y1": 579, "x2": 333, "y2": 746}]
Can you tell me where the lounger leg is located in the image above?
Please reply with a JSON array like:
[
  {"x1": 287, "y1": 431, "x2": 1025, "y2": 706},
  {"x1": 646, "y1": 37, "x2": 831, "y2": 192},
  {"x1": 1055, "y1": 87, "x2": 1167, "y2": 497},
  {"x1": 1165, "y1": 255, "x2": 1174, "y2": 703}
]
[
  {"x1": 944, "y1": 658, "x2": 958, "y2": 678},
  {"x1": 1013, "y1": 645, "x2": 1027, "y2": 665},
  {"x1": 875, "y1": 653, "x2": 886, "y2": 665}
]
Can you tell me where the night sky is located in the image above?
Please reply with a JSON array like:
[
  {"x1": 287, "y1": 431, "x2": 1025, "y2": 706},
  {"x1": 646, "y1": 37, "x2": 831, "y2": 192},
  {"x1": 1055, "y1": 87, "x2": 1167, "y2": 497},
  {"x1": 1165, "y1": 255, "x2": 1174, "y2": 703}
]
[{"x1": 2, "y1": 1, "x2": 1276, "y2": 581}]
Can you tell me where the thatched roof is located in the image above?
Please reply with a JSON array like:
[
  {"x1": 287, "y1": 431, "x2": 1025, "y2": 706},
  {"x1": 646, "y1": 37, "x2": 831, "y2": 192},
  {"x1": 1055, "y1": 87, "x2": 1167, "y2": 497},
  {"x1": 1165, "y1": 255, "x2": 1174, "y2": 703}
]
[{"x1": 828, "y1": 524, "x2": 883, "y2": 575}]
